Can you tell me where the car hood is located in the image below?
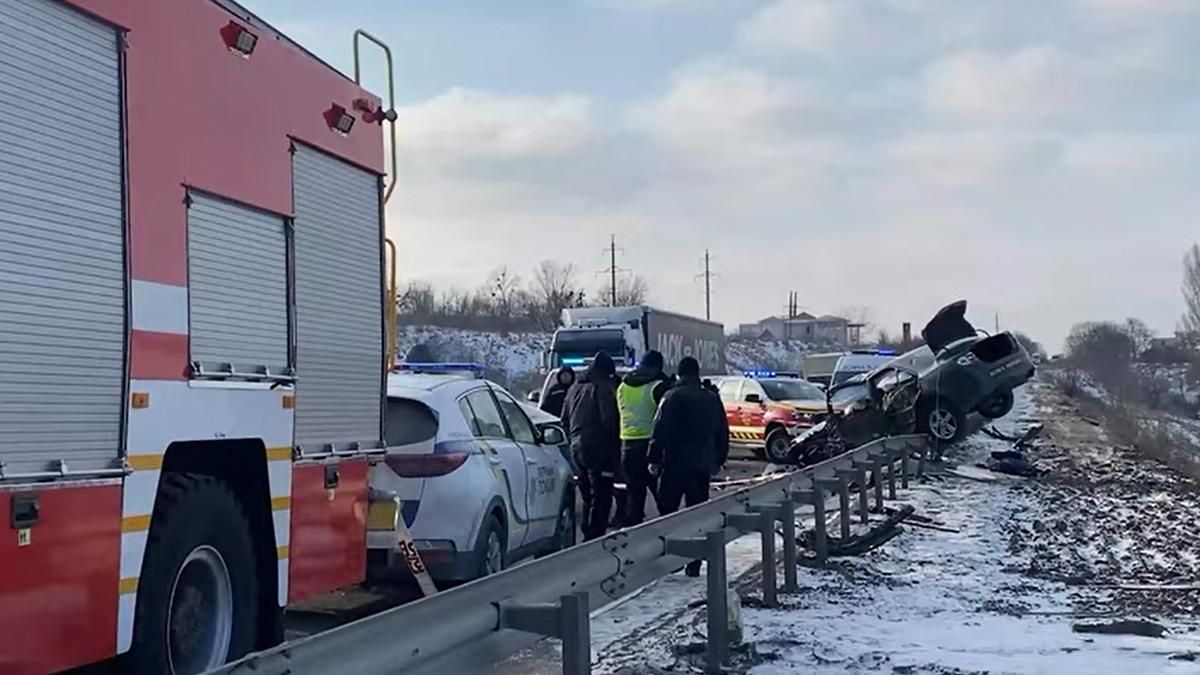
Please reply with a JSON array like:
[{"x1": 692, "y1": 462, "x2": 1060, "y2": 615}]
[
  {"x1": 922, "y1": 300, "x2": 977, "y2": 353},
  {"x1": 778, "y1": 399, "x2": 828, "y2": 413}
]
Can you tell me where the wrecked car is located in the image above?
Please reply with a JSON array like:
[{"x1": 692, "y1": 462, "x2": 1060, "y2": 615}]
[
  {"x1": 912, "y1": 300, "x2": 1037, "y2": 442},
  {"x1": 786, "y1": 364, "x2": 920, "y2": 466}
]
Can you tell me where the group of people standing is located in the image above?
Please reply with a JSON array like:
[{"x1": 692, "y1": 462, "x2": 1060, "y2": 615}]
[{"x1": 541, "y1": 350, "x2": 729, "y2": 575}]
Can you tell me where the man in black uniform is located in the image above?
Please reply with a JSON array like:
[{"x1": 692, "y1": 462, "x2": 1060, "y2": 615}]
[
  {"x1": 560, "y1": 352, "x2": 620, "y2": 541},
  {"x1": 650, "y1": 356, "x2": 729, "y2": 575}
]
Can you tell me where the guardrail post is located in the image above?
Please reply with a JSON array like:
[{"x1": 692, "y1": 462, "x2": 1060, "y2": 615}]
[
  {"x1": 780, "y1": 498, "x2": 799, "y2": 593},
  {"x1": 916, "y1": 443, "x2": 927, "y2": 478},
  {"x1": 499, "y1": 592, "x2": 592, "y2": 675},
  {"x1": 901, "y1": 447, "x2": 911, "y2": 489},
  {"x1": 872, "y1": 457, "x2": 885, "y2": 511},
  {"x1": 838, "y1": 476, "x2": 852, "y2": 539},
  {"x1": 850, "y1": 464, "x2": 870, "y2": 524},
  {"x1": 729, "y1": 509, "x2": 777, "y2": 608},
  {"x1": 665, "y1": 531, "x2": 728, "y2": 670},
  {"x1": 887, "y1": 452, "x2": 898, "y2": 500},
  {"x1": 810, "y1": 482, "x2": 830, "y2": 563}
]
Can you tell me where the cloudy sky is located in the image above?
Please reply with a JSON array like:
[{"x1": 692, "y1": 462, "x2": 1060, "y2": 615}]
[{"x1": 246, "y1": 0, "x2": 1199, "y2": 349}]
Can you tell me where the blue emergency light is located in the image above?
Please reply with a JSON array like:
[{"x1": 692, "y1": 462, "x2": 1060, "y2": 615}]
[
  {"x1": 560, "y1": 357, "x2": 587, "y2": 366},
  {"x1": 743, "y1": 369, "x2": 776, "y2": 378}
]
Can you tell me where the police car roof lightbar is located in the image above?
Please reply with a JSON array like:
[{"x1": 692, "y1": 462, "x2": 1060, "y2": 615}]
[
  {"x1": 743, "y1": 369, "x2": 801, "y2": 379},
  {"x1": 851, "y1": 348, "x2": 897, "y2": 356},
  {"x1": 394, "y1": 362, "x2": 487, "y2": 374}
]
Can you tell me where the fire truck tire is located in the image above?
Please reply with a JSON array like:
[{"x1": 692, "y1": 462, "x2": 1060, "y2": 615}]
[{"x1": 126, "y1": 473, "x2": 259, "y2": 675}]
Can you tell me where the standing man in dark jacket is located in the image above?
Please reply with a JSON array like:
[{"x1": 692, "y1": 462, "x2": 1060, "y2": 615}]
[
  {"x1": 560, "y1": 352, "x2": 620, "y2": 540},
  {"x1": 539, "y1": 366, "x2": 576, "y2": 418},
  {"x1": 650, "y1": 356, "x2": 729, "y2": 574},
  {"x1": 615, "y1": 350, "x2": 671, "y2": 526}
]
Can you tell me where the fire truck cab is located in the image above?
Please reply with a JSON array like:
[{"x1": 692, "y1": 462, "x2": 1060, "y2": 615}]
[{"x1": 0, "y1": 1, "x2": 396, "y2": 673}]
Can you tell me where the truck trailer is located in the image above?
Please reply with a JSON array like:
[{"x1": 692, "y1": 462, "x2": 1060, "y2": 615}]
[
  {"x1": 0, "y1": 2, "x2": 399, "y2": 673},
  {"x1": 548, "y1": 306, "x2": 725, "y2": 374}
]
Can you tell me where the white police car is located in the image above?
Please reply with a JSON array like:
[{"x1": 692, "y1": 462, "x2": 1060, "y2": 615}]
[{"x1": 367, "y1": 363, "x2": 576, "y2": 582}]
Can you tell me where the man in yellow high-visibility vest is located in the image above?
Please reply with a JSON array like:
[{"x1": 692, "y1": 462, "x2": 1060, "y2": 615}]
[{"x1": 616, "y1": 350, "x2": 670, "y2": 526}]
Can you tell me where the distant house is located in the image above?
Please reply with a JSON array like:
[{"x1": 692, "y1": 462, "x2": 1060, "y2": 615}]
[{"x1": 738, "y1": 313, "x2": 851, "y2": 346}]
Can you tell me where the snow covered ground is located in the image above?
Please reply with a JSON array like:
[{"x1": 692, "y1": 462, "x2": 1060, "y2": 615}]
[
  {"x1": 395, "y1": 325, "x2": 816, "y2": 389},
  {"x1": 492, "y1": 379, "x2": 1200, "y2": 674}
]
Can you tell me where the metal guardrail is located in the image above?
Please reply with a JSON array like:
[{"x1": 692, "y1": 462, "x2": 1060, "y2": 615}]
[{"x1": 210, "y1": 434, "x2": 930, "y2": 675}]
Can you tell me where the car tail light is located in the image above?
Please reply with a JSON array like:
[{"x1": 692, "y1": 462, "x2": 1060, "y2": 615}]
[{"x1": 386, "y1": 452, "x2": 470, "y2": 478}]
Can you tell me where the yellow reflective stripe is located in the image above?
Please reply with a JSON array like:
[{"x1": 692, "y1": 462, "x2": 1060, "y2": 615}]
[
  {"x1": 122, "y1": 515, "x2": 152, "y2": 532},
  {"x1": 270, "y1": 496, "x2": 291, "y2": 511},
  {"x1": 119, "y1": 577, "x2": 139, "y2": 594},
  {"x1": 127, "y1": 454, "x2": 163, "y2": 471},
  {"x1": 266, "y1": 447, "x2": 292, "y2": 461}
]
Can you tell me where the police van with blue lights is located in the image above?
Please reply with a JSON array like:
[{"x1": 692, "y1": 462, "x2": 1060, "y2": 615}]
[
  {"x1": 368, "y1": 362, "x2": 576, "y2": 583},
  {"x1": 830, "y1": 349, "x2": 900, "y2": 386}
]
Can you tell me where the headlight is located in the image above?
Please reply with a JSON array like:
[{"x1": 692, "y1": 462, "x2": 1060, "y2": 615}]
[{"x1": 791, "y1": 411, "x2": 813, "y2": 424}]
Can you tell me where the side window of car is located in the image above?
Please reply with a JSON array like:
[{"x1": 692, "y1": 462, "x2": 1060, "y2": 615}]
[
  {"x1": 718, "y1": 378, "x2": 742, "y2": 402},
  {"x1": 464, "y1": 389, "x2": 510, "y2": 439},
  {"x1": 493, "y1": 389, "x2": 538, "y2": 445},
  {"x1": 458, "y1": 398, "x2": 481, "y2": 437}
]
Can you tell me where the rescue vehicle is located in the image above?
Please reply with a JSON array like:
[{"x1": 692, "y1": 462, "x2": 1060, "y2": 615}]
[
  {"x1": 0, "y1": 2, "x2": 402, "y2": 673},
  {"x1": 715, "y1": 371, "x2": 828, "y2": 463}
]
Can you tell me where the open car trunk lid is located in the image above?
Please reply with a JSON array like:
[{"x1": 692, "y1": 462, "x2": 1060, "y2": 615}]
[{"x1": 922, "y1": 300, "x2": 977, "y2": 353}]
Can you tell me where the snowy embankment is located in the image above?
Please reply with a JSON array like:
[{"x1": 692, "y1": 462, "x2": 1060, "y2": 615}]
[
  {"x1": 395, "y1": 325, "x2": 816, "y2": 392},
  {"x1": 501, "y1": 378, "x2": 1200, "y2": 674}
]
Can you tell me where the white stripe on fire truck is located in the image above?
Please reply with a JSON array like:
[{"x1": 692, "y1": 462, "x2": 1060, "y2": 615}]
[{"x1": 130, "y1": 279, "x2": 189, "y2": 335}]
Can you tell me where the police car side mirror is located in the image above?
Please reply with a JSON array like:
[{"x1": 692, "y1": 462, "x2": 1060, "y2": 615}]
[
  {"x1": 527, "y1": 391, "x2": 540, "y2": 403},
  {"x1": 744, "y1": 393, "x2": 763, "y2": 404},
  {"x1": 540, "y1": 426, "x2": 566, "y2": 446}
]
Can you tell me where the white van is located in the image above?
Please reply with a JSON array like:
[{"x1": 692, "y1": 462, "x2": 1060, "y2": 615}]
[{"x1": 830, "y1": 350, "x2": 900, "y2": 386}]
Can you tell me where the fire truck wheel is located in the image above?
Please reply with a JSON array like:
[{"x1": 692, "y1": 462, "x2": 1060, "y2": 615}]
[{"x1": 127, "y1": 473, "x2": 259, "y2": 675}]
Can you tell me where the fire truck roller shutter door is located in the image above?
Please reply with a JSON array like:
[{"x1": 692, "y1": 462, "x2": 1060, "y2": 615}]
[
  {"x1": 187, "y1": 192, "x2": 289, "y2": 375},
  {"x1": 0, "y1": 0, "x2": 125, "y2": 476},
  {"x1": 291, "y1": 145, "x2": 384, "y2": 451}
]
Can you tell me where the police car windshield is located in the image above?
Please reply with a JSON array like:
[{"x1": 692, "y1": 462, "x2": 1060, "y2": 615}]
[{"x1": 760, "y1": 378, "x2": 824, "y2": 401}]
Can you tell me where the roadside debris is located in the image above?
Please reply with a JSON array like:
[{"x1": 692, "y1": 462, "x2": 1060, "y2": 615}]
[{"x1": 1072, "y1": 619, "x2": 1168, "y2": 639}]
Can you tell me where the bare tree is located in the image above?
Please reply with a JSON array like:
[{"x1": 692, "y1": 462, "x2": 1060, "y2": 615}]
[
  {"x1": 1011, "y1": 331, "x2": 1046, "y2": 360},
  {"x1": 1183, "y1": 243, "x2": 1200, "y2": 336},
  {"x1": 486, "y1": 266, "x2": 527, "y2": 319},
  {"x1": 530, "y1": 261, "x2": 585, "y2": 330},
  {"x1": 598, "y1": 273, "x2": 649, "y2": 306},
  {"x1": 837, "y1": 305, "x2": 877, "y2": 334},
  {"x1": 1124, "y1": 318, "x2": 1154, "y2": 358}
]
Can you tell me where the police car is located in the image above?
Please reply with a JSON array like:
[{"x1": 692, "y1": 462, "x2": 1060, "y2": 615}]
[
  {"x1": 367, "y1": 363, "x2": 576, "y2": 582},
  {"x1": 830, "y1": 349, "x2": 900, "y2": 386},
  {"x1": 716, "y1": 370, "x2": 828, "y2": 463}
]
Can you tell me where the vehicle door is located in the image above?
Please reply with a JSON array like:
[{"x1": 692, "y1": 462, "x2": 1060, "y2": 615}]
[
  {"x1": 492, "y1": 387, "x2": 564, "y2": 543},
  {"x1": 742, "y1": 379, "x2": 768, "y2": 435},
  {"x1": 715, "y1": 374, "x2": 744, "y2": 439},
  {"x1": 459, "y1": 388, "x2": 531, "y2": 549},
  {"x1": 717, "y1": 378, "x2": 744, "y2": 431}
]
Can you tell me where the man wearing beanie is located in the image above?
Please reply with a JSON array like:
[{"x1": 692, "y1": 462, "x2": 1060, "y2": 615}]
[
  {"x1": 561, "y1": 351, "x2": 621, "y2": 540},
  {"x1": 616, "y1": 350, "x2": 671, "y2": 526},
  {"x1": 650, "y1": 356, "x2": 729, "y2": 575}
]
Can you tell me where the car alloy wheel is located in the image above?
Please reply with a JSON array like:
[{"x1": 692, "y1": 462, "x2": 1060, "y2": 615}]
[
  {"x1": 928, "y1": 408, "x2": 959, "y2": 441},
  {"x1": 483, "y1": 531, "x2": 504, "y2": 576},
  {"x1": 765, "y1": 429, "x2": 791, "y2": 464}
]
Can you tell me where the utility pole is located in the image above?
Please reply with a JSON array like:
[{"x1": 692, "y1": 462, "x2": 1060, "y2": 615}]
[
  {"x1": 703, "y1": 250, "x2": 712, "y2": 320},
  {"x1": 610, "y1": 234, "x2": 617, "y2": 307},
  {"x1": 995, "y1": 312, "x2": 1000, "y2": 334}
]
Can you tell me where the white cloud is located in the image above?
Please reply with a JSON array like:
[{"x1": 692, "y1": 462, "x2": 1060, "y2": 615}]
[
  {"x1": 736, "y1": 0, "x2": 881, "y2": 58},
  {"x1": 922, "y1": 41, "x2": 1177, "y2": 127},
  {"x1": 397, "y1": 88, "x2": 598, "y2": 165},
  {"x1": 590, "y1": 0, "x2": 725, "y2": 12}
]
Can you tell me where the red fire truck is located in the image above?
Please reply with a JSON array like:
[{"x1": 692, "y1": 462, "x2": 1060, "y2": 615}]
[{"x1": 0, "y1": 1, "x2": 401, "y2": 673}]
